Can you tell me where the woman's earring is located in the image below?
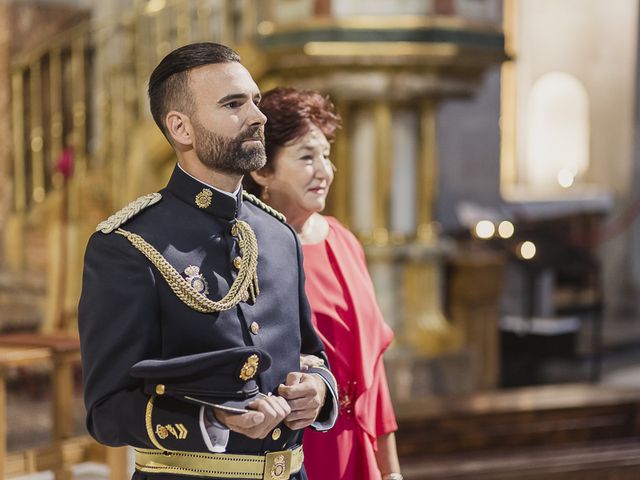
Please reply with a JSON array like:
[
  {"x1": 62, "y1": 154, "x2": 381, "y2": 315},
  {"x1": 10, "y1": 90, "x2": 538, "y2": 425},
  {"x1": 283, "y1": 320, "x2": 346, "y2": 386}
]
[
  {"x1": 261, "y1": 185, "x2": 270, "y2": 201},
  {"x1": 330, "y1": 161, "x2": 338, "y2": 173}
]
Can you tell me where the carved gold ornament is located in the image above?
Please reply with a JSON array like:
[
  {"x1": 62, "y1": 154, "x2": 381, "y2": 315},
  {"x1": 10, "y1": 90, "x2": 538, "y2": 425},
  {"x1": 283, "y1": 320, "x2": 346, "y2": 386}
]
[
  {"x1": 239, "y1": 354, "x2": 259, "y2": 381},
  {"x1": 195, "y1": 188, "x2": 213, "y2": 208}
]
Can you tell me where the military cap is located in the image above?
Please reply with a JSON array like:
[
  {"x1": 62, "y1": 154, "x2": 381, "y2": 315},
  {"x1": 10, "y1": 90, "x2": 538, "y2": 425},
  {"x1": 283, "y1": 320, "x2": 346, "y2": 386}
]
[{"x1": 130, "y1": 346, "x2": 272, "y2": 413}]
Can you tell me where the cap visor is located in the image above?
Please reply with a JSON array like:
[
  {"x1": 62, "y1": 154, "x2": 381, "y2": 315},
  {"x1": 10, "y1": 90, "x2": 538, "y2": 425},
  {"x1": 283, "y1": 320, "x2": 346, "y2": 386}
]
[{"x1": 182, "y1": 393, "x2": 267, "y2": 414}]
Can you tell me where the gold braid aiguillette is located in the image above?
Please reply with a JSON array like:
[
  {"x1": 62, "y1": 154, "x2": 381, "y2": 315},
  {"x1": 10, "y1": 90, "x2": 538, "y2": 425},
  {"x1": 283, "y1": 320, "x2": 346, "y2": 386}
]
[{"x1": 116, "y1": 220, "x2": 259, "y2": 313}]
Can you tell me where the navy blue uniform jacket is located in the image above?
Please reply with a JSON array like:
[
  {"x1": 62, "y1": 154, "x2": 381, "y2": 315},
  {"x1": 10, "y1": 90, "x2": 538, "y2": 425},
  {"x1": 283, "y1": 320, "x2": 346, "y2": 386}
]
[{"x1": 78, "y1": 165, "x2": 337, "y2": 478}]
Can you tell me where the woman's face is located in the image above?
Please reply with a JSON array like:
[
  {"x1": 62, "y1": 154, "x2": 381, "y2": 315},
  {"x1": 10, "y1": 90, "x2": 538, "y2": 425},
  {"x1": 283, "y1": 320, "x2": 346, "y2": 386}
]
[{"x1": 266, "y1": 124, "x2": 334, "y2": 218}]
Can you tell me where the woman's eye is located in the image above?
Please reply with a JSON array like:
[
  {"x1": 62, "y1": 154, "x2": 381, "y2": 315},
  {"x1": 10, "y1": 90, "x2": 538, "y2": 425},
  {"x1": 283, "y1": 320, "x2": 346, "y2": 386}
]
[{"x1": 300, "y1": 155, "x2": 313, "y2": 162}]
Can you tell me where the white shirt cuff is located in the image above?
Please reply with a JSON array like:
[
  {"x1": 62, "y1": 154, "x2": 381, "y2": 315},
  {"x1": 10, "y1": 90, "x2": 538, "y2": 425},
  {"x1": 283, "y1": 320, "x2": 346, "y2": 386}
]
[{"x1": 199, "y1": 406, "x2": 230, "y2": 452}]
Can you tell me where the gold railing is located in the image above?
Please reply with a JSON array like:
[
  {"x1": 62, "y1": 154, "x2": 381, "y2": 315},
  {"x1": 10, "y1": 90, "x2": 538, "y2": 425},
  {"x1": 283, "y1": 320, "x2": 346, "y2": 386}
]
[
  {"x1": 7, "y1": 0, "x2": 504, "y2": 371},
  {"x1": 11, "y1": 22, "x2": 90, "y2": 215},
  {"x1": 7, "y1": 0, "x2": 259, "y2": 331},
  {"x1": 9, "y1": 0, "x2": 259, "y2": 223}
]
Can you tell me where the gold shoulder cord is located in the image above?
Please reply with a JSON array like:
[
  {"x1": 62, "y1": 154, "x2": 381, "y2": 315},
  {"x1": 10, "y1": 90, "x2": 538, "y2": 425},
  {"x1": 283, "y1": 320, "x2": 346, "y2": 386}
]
[
  {"x1": 242, "y1": 192, "x2": 287, "y2": 223},
  {"x1": 97, "y1": 192, "x2": 162, "y2": 233},
  {"x1": 116, "y1": 220, "x2": 259, "y2": 313}
]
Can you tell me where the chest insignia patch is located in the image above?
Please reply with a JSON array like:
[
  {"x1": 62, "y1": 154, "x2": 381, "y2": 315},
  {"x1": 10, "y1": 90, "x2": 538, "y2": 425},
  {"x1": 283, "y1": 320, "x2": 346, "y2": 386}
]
[{"x1": 183, "y1": 265, "x2": 209, "y2": 295}]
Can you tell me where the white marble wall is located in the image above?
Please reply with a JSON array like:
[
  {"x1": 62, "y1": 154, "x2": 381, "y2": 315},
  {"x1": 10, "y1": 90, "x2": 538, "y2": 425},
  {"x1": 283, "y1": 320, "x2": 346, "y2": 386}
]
[{"x1": 513, "y1": 0, "x2": 638, "y2": 197}]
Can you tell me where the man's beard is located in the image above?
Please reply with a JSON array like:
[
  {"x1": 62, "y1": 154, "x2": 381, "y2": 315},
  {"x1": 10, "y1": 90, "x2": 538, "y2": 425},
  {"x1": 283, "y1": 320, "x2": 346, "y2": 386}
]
[{"x1": 192, "y1": 120, "x2": 266, "y2": 175}]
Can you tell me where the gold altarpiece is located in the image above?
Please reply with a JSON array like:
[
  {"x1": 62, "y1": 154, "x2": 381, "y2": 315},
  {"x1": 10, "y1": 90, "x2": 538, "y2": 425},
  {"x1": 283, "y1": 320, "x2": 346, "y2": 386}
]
[{"x1": 4, "y1": 0, "x2": 506, "y2": 399}]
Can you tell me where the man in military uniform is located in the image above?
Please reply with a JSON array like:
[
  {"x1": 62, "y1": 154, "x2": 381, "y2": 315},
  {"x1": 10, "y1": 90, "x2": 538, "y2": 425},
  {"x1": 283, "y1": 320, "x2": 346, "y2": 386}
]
[{"x1": 78, "y1": 42, "x2": 338, "y2": 480}]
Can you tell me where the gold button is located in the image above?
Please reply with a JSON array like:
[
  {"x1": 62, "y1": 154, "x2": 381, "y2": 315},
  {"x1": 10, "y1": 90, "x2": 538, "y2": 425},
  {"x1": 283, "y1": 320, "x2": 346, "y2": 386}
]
[
  {"x1": 250, "y1": 322, "x2": 260, "y2": 335},
  {"x1": 155, "y1": 384, "x2": 166, "y2": 395},
  {"x1": 233, "y1": 256, "x2": 242, "y2": 269},
  {"x1": 271, "y1": 428, "x2": 282, "y2": 441},
  {"x1": 231, "y1": 224, "x2": 239, "y2": 237}
]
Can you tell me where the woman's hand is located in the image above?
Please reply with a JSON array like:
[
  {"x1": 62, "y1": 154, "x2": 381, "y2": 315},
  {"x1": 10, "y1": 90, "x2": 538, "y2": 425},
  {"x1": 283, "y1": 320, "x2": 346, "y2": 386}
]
[{"x1": 300, "y1": 354, "x2": 325, "y2": 371}]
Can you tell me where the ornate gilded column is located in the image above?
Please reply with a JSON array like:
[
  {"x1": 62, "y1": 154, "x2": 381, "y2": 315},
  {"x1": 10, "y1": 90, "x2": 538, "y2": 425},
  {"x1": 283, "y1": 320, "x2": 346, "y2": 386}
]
[{"x1": 252, "y1": 10, "x2": 506, "y2": 395}]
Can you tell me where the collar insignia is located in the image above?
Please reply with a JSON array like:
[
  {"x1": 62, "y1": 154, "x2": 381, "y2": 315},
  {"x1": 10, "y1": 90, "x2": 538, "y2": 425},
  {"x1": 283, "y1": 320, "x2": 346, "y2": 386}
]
[
  {"x1": 184, "y1": 265, "x2": 209, "y2": 295},
  {"x1": 195, "y1": 188, "x2": 213, "y2": 209}
]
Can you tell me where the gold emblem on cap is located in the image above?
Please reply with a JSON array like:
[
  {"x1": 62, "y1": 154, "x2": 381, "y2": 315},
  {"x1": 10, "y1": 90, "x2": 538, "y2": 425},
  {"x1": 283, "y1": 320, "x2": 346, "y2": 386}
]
[
  {"x1": 195, "y1": 188, "x2": 213, "y2": 209},
  {"x1": 239, "y1": 354, "x2": 259, "y2": 381},
  {"x1": 271, "y1": 427, "x2": 282, "y2": 441},
  {"x1": 250, "y1": 322, "x2": 260, "y2": 335},
  {"x1": 184, "y1": 265, "x2": 209, "y2": 295},
  {"x1": 233, "y1": 256, "x2": 242, "y2": 270},
  {"x1": 155, "y1": 384, "x2": 165, "y2": 395}
]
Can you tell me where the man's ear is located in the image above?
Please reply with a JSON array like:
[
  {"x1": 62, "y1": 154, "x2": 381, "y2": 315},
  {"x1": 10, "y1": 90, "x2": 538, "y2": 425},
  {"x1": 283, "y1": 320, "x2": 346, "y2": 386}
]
[{"x1": 165, "y1": 111, "x2": 193, "y2": 146}]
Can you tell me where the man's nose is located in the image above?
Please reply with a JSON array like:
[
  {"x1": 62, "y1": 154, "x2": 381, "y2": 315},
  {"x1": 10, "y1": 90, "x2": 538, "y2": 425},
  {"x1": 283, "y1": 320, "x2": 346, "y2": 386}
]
[{"x1": 249, "y1": 103, "x2": 267, "y2": 126}]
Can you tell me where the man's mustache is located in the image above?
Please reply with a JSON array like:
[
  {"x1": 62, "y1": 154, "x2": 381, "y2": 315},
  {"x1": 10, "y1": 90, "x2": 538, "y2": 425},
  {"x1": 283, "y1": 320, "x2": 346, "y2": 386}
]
[{"x1": 236, "y1": 127, "x2": 265, "y2": 143}]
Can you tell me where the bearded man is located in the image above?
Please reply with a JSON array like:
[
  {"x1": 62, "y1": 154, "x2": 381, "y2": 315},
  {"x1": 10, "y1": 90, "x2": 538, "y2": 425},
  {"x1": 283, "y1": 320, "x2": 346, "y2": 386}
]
[{"x1": 78, "y1": 42, "x2": 338, "y2": 480}]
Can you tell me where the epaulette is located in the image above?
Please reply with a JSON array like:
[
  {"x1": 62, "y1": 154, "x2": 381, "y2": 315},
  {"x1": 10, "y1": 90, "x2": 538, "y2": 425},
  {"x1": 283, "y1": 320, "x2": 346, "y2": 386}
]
[
  {"x1": 96, "y1": 192, "x2": 162, "y2": 234},
  {"x1": 242, "y1": 192, "x2": 287, "y2": 223}
]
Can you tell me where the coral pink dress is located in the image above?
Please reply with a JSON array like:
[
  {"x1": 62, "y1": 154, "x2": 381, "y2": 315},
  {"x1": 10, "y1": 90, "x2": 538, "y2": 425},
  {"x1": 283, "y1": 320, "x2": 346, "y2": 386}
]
[{"x1": 302, "y1": 216, "x2": 397, "y2": 480}]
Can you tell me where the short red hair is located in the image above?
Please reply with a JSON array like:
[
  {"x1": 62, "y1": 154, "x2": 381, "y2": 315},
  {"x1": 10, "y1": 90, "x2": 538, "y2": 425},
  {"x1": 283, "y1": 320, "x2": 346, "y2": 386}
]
[{"x1": 243, "y1": 87, "x2": 341, "y2": 196}]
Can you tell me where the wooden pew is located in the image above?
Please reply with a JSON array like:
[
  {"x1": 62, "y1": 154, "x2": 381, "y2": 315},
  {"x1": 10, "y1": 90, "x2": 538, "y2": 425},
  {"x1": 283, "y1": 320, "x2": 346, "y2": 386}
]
[
  {"x1": 0, "y1": 335, "x2": 128, "y2": 479},
  {"x1": 396, "y1": 384, "x2": 640, "y2": 480}
]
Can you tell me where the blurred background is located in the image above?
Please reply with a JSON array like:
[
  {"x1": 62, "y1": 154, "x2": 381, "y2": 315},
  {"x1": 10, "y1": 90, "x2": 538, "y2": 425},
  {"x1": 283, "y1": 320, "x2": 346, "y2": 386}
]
[{"x1": 1, "y1": 0, "x2": 640, "y2": 479}]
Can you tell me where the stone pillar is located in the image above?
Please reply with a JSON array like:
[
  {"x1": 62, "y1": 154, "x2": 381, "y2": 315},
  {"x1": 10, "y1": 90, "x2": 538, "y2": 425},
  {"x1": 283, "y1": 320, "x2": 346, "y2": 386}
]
[
  {"x1": 253, "y1": 10, "x2": 506, "y2": 395},
  {"x1": 0, "y1": 4, "x2": 11, "y2": 267}
]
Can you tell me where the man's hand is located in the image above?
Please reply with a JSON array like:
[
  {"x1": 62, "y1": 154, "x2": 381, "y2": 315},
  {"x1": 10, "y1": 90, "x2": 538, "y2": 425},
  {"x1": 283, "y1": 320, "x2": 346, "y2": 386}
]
[
  {"x1": 213, "y1": 394, "x2": 290, "y2": 439},
  {"x1": 278, "y1": 372, "x2": 327, "y2": 430}
]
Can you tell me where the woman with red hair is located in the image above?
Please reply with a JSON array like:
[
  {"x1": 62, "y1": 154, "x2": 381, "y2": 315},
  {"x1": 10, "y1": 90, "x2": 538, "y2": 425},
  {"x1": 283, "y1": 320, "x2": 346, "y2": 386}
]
[{"x1": 244, "y1": 87, "x2": 402, "y2": 480}]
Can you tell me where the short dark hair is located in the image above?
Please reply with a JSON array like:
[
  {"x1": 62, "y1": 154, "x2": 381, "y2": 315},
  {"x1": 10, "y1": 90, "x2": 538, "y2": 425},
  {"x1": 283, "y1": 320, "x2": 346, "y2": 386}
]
[
  {"x1": 148, "y1": 42, "x2": 240, "y2": 139},
  {"x1": 243, "y1": 87, "x2": 341, "y2": 195}
]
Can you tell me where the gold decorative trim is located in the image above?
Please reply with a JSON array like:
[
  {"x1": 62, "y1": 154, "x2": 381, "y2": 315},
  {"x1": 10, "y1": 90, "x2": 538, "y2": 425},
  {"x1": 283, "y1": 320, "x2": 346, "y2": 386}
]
[
  {"x1": 96, "y1": 193, "x2": 162, "y2": 233},
  {"x1": 257, "y1": 15, "x2": 503, "y2": 36},
  {"x1": 134, "y1": 446, "x2": 303, "y2": 479},
  {"x1": 116, "y1": 220, "x2": 259, "y2": 313},
  {"x1": 303, "y1": 41, "x2": 459, "y2": 58},
  {"x1": 242, "y1": 192, "x2": 286, "y2": 223},
  {"x1": 145, "y1": 396, "x2": 168, "y2": 451}
]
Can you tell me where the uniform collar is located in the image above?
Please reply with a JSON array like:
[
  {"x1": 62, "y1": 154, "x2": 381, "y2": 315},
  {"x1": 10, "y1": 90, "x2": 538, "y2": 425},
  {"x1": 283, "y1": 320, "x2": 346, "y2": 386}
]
[{"x1": 166, "y1": 164, "x2": 242, "y2": 221}]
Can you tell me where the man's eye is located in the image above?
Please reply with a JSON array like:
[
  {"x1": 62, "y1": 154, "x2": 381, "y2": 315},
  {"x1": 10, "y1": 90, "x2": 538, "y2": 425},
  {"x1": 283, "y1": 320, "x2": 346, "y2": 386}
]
[{"x1": 224, "y1": 102, "x2": 241, "y2": 109}]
